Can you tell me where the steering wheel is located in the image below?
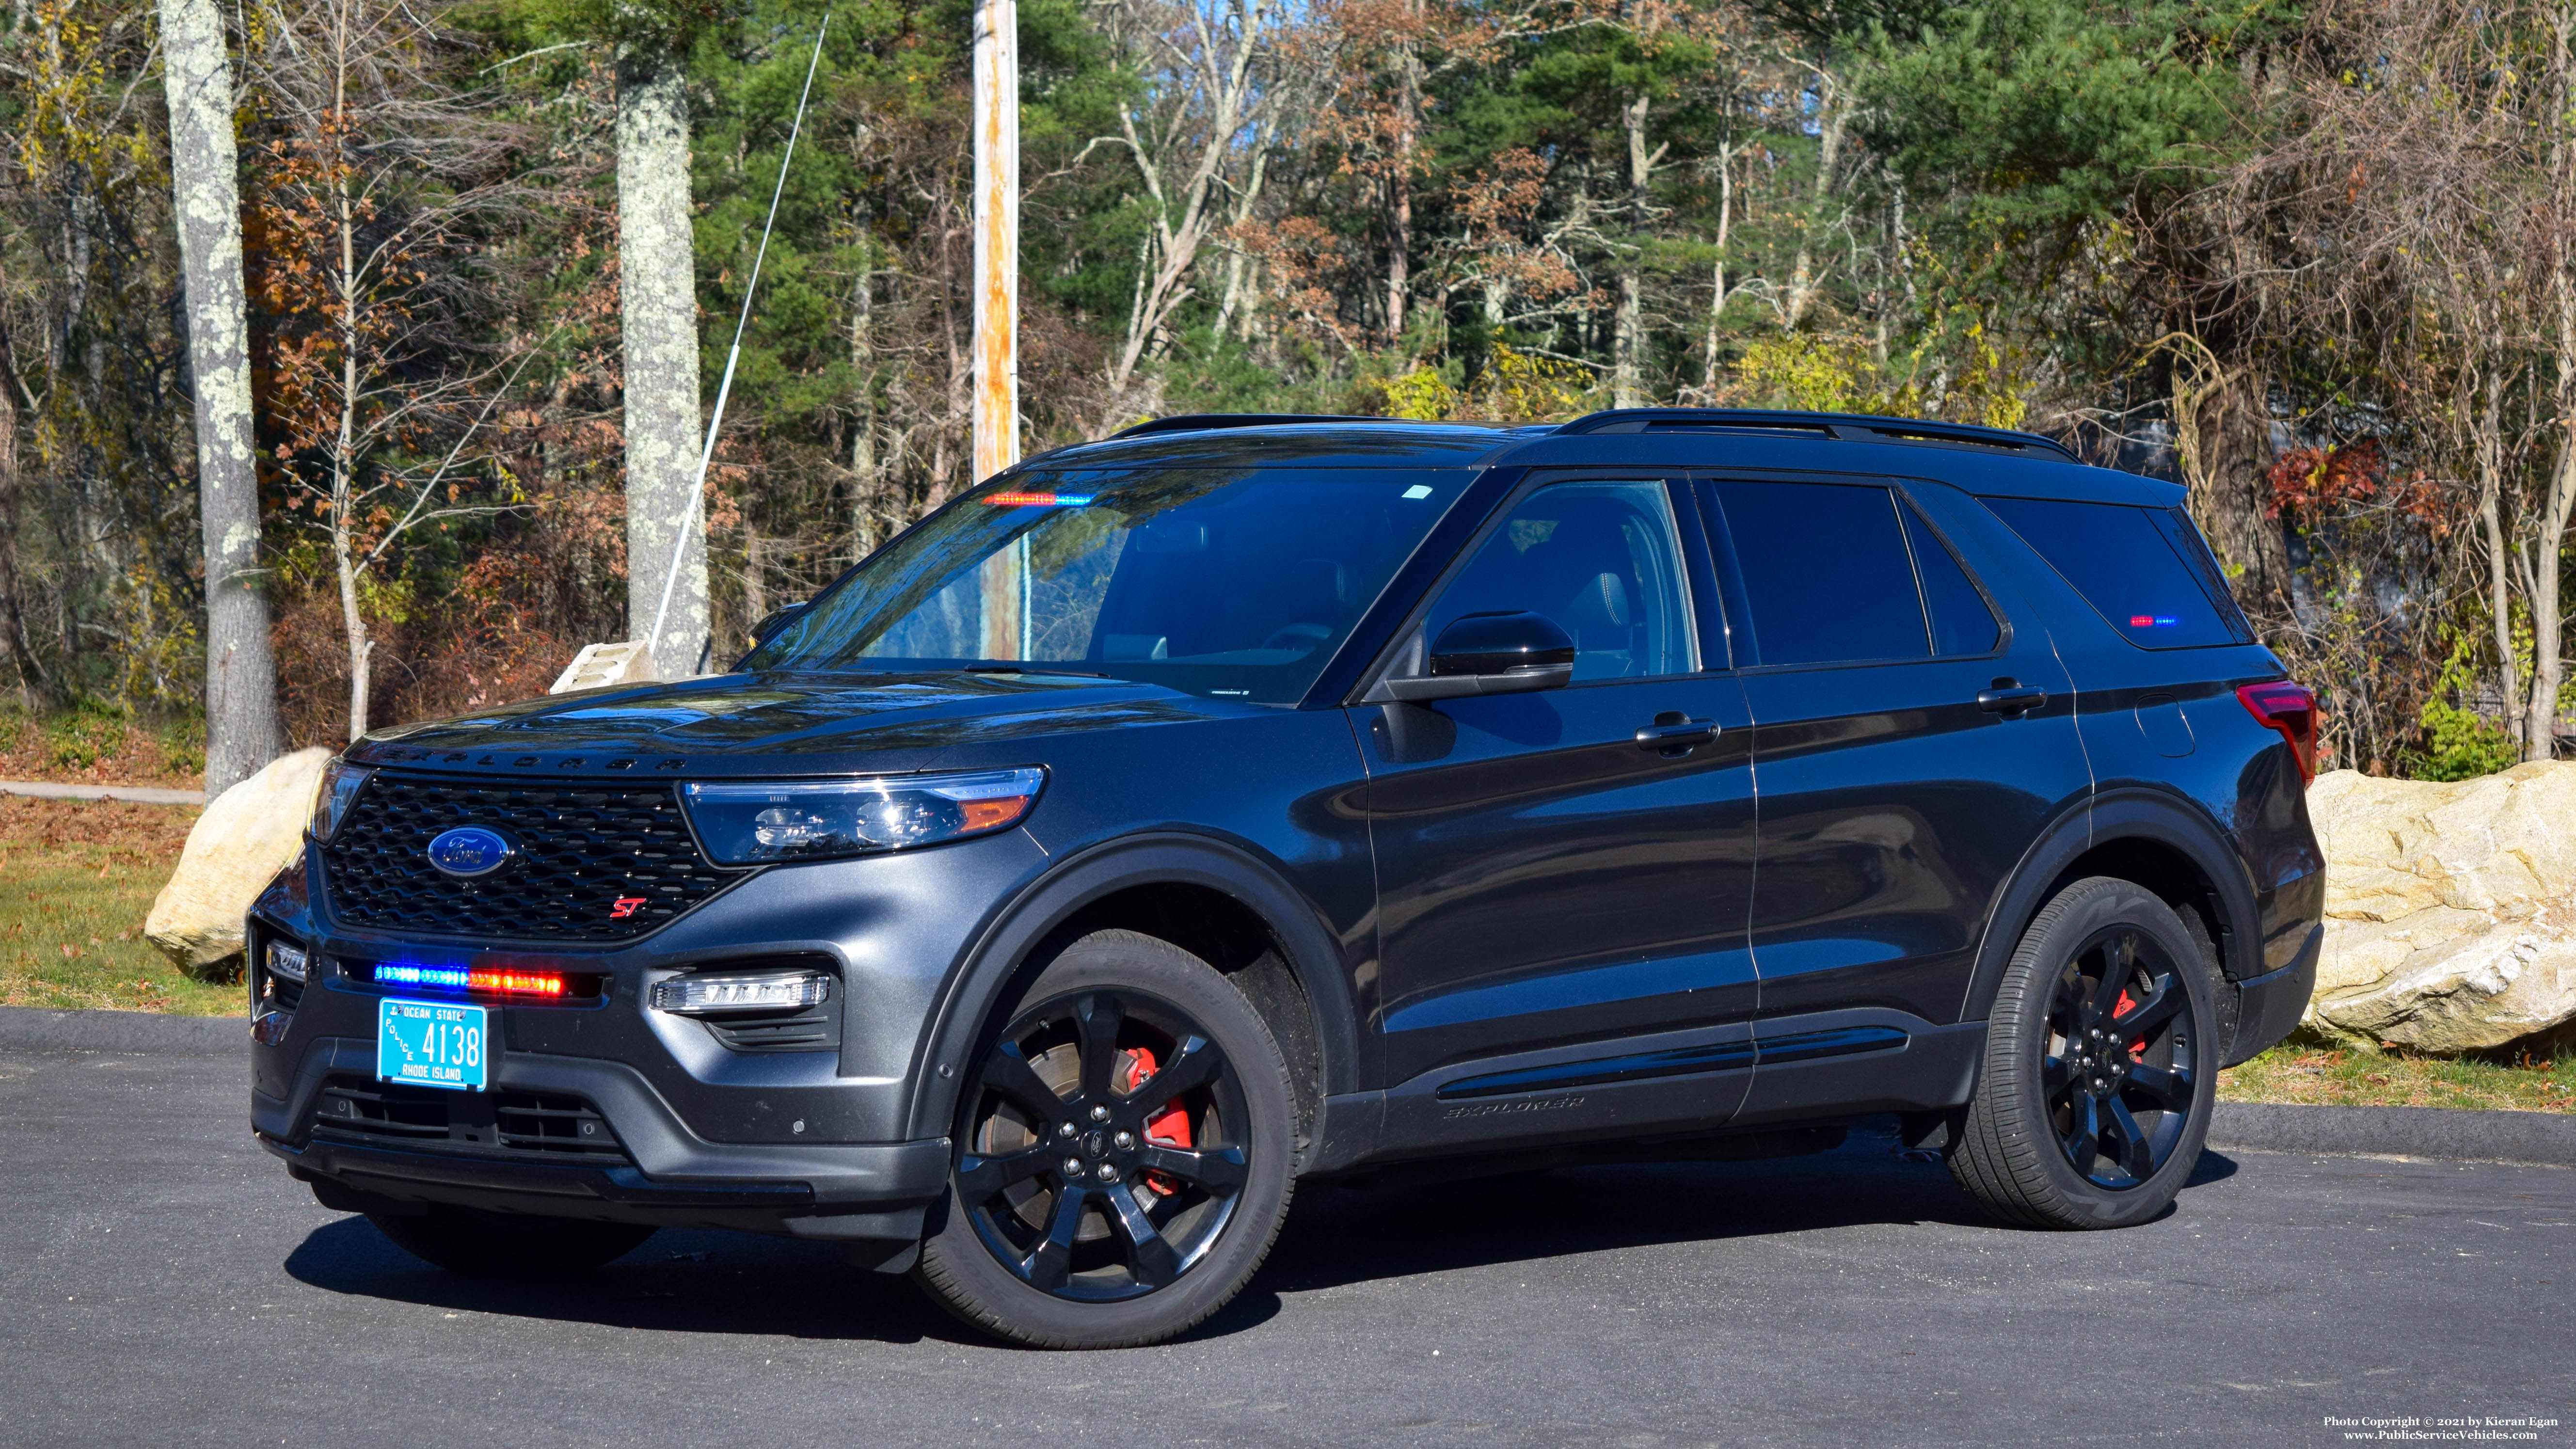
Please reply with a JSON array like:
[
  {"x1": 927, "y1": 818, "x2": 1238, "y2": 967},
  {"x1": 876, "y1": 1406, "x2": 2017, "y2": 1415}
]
[{"x1": 1260, "y1": 622, "x2": 1333, "y2": 653}]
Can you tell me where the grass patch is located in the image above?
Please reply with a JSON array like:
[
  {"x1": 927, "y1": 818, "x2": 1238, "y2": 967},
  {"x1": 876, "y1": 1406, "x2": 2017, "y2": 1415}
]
[
  {"x1": 0, "y1": 796, "x2": 242, "y2": 1016},
  {"x1": 2220, "y1": 1031, "x2": 2575, "y2": 1113}
]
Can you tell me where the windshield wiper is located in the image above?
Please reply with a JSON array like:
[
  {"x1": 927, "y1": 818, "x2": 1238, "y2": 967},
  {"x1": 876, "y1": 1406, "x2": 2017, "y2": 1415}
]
[{"x1": 962, "y1": 664, "x2": 1116, "y2": 679}]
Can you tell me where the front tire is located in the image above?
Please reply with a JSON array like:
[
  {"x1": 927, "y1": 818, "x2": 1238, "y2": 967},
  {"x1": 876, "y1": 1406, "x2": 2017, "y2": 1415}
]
[
  {"x1": 913, "y1": 929, "x2": 1296, "y2": 1349},
  {"x1": 1950, "y1": 877, "x2": 2218, "y2": 1229},
  {"x1": 367, "y1": 1204, "x2": 657, "y2": 1278}
]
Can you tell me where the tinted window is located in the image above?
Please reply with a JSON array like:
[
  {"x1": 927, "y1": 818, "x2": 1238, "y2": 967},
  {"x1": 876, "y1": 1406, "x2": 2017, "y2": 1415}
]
[
  {"x1": 1712, "y1": 479, "x2": 1926, "y2": 666},
  {"x1": 1984, "y1": 497, "x2": 2246, "y2": 649},
  {"x1": 1427, "y1": 479, "x2": 1695, "y2": 682},
  {"x1": 1899, "y1": 505, "x2": 2000, "y2": 656},
  {"x1": 747, "y1": 467, "x2": 1472, "y2": 701}
]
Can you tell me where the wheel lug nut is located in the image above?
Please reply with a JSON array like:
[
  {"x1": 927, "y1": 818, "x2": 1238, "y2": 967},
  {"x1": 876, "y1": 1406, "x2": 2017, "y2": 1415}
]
[
  {"x1": 1056, "y1": 1121, "x2": 1076, "y2": 1139},
  {"x1": 1090, "y1": 1105, "x2": 1111, "y2": 1123},
  {"x1": 1114, "y1": 1131, "x2": 1135, "y2": 1149},
  {"x1": 1097, "y1": 1163, "x2": 1118, "y2": 1182},
  {"x1": 1062, "y1": 1157, "x2": 1083, "y2": 1176}
]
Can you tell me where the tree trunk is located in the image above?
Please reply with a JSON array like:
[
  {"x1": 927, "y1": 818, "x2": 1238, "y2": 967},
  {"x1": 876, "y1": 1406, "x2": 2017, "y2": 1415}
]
[
  {"x1": 849, "y1": 248, "x2": 878, "y2": 559},
  {"x1": 617, "y1": 49, "x2": 707, "y2": 680},
  {"x1": 1384, "y1": 28, "x2": 1420, "y2": 347},
  {"x1": 2531, "y1": 5, "x2": 2576, "y2": 761},
  {"x1": 1780, "y1": 68, "x2": 1845, "y2": 333},
  {"x1": 159, "y1": 0, "x2": 282, "y2": 789},
  {"x1": 1612, "y1": 93, "x2": 1654, "y2": 409},
  {"x1": 1699, "y1": 142, "x2": 1734, "y2": 399},
  {"x1": 332, "y1": 67, "x2": 371, "y2": 741},
  {"x1": 2473, "y1": 363, "x2": 2524, "y2": 751}
]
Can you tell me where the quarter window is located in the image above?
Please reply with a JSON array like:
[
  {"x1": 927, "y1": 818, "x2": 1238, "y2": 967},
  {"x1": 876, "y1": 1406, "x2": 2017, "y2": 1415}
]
[
  {"x1": 1983, "y1": 496, "x2": 2250, "y2": 649},
  {"x1": 1899, "y1": 505, "x2": 2001, "y2": 656}
]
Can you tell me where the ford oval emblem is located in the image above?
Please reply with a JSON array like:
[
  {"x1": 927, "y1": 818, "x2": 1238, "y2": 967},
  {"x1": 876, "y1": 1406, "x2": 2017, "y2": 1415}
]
[{"x1": 426, "y1": 826, "x2": 515, "y2": 879}]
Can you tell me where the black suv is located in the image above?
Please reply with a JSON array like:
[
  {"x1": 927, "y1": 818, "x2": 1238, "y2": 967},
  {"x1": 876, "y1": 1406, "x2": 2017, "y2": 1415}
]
[{"x1": 248, "y1": 409, "x2": 2324, "y2": 1348}]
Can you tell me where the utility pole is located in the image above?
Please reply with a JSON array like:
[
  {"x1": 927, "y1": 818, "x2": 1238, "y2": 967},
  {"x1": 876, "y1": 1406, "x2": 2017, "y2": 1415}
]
[{"x1": 972, "y1": 0, "x2": 1018, "y2": 484}]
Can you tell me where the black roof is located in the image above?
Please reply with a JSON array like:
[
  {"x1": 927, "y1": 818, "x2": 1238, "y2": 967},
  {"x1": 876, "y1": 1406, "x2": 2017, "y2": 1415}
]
[{"x1": 1026, "y1": 408, "x2": 2177, "y2": 506}]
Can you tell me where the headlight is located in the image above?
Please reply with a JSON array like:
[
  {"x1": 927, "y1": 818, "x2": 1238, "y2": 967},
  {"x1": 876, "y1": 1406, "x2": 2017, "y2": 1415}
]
[
  {"x1": 679, "y1": 767, "x2": 1045, "y2": 865},
  {"x1": 266, "y1": 940, "x2": 309, "y2": 984},
  {"x1": 310, "y1": 757, "x2": 373, "y2": 842}
]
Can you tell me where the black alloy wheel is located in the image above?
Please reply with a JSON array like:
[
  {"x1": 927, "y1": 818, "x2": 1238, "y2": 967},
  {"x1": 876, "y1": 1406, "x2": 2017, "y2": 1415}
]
[
  {"x1": 912, "y1": 929, "x2": 1295, "y2": 1348},
  {"x1": 957, "y1": 988, "x2": 1250, "y2": 1300},
  {"x1": 1950, "y1": 876, "x2": 2220, "y2": 1230},
  {"x1": 2042, "y1": 924, "x2": 2197, "y2": 1189}
]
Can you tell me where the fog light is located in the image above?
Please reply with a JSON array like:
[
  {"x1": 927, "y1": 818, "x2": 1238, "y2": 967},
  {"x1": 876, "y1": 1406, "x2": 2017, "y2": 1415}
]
[
  {"x1": 651, "y1": 970, "x2": 832, "y2": 1016},
  {"x1": 267, "y1": 940, "x2": 309, "y2": 984}
]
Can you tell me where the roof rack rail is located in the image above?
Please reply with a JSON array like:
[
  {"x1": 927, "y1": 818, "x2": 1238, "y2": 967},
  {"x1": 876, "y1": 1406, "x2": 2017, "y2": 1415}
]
[
  {"x1": 1555, "y1": 408, "x2": 2080, "y2": 462},
  {"x1": 1109, "y1": 413, "x2": 1427, "y2": 439}
]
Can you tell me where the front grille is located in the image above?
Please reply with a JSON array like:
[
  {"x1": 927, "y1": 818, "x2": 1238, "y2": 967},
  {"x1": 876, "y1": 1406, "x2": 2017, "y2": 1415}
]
[
  {"x1": 321, "y1": 773, "x2": 733, "y2": 942},
  {"x1": 309, "y1": 1077, "x2": 631, "y2": 1165}
]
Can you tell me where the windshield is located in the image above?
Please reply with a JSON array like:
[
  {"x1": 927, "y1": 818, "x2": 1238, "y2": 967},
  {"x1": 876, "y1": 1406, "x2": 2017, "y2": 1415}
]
[{"x1": 744, "y1": 465, "x2": 1476, "y2": 702}]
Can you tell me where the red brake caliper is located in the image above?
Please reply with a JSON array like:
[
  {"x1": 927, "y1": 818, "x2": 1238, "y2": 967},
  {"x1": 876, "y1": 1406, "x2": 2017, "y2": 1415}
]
[
  {"x1": 1121, "y1": 1047, "x2": 1193, "y2": 1197},
  {"x1": 2113, "y1": 989, "x2": 2146, "y2": 1062}
]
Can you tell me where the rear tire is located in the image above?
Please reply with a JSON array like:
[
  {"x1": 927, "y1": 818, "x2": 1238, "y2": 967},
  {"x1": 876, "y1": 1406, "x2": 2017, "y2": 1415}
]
[
  {"x1": 368, "y1": 1204, "x2": 657, "y2": 1278},
  {"x1": 1950, "y1": 876, "x2": 2218, "y2": 1229},
  {"x1": 913, "y1": 929, "x2": 1296, "y2": 1349}
]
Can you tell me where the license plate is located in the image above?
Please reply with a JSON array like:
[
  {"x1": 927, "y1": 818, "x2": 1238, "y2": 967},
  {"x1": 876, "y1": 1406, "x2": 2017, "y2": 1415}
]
[{"x1": 377, "y1": 998, "x2": 488, "y2": 1092}]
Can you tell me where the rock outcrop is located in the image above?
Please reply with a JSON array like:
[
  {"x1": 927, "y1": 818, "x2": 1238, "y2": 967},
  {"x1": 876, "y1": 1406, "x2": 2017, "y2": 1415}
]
[
  {"x1": 145, "y1": 747, "x2": 332, "y2": 977},
  {"x1": 2306, "y1": 762, "x2": 2576, "y2": 1052}
]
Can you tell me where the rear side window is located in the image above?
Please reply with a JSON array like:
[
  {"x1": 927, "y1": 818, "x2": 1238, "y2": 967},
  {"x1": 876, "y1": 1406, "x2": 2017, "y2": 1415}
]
[
  {"x1": 1710, "y1": 479, "x2": 1929, "y2": 666},
  {"x1": 1983, "y1": 497, "x2": 2251, "y2": 649}
]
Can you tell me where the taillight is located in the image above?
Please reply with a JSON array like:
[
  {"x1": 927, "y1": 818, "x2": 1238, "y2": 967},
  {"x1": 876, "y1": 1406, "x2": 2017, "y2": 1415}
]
[{"x1": 2236, "y1": 681, "x2": 2319, "y2": 784}]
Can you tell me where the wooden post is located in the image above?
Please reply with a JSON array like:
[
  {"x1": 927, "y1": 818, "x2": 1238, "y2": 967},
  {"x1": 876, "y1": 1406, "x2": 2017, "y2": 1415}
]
[{"x1": 972, "y1": 0, "x2": 1019, "y2": 484}]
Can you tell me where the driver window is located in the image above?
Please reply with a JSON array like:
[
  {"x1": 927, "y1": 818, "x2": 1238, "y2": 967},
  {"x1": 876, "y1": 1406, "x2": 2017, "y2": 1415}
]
[{"x1": 1426, "y1": 479, "x2": 1696, "y2": 683}]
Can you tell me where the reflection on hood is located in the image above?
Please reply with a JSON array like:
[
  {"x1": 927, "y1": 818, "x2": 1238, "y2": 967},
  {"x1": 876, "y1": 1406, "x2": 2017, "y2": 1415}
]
[{"x1": 356, "y1": 669, "x2": 1226, "y2": 772}]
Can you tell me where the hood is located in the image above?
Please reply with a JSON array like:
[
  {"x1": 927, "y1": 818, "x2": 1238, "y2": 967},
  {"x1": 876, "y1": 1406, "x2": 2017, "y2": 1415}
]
[{"x1": 344, "y1": 669, "x2": 1231, "y2": 779}]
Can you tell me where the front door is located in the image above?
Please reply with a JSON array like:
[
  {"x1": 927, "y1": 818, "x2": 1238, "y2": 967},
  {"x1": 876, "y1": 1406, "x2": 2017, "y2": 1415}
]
[{"x1": 1359, "y1": 475, "x2": 1759, "y2": 1131}]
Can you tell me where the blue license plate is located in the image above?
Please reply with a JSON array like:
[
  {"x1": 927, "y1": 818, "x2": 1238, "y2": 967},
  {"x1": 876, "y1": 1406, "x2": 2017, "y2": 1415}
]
[{"x1": 377, "y1": 998, "x2": 488, "y2": 1092}]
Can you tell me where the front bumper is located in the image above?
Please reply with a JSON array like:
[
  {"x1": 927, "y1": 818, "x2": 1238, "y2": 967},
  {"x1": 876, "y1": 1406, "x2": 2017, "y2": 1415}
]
[
  {"x1": 255, "y1": 1034, "x2": 948, "y2": 1234},
  {"x1": 246, "y1": 823, "x2": 1055, "y2": 1232}
]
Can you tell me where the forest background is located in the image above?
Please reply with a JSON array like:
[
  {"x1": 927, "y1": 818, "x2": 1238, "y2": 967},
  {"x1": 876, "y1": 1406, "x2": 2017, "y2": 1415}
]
[{"x1": 2, "y1": 0, "x2": 2571, "y2": 783}]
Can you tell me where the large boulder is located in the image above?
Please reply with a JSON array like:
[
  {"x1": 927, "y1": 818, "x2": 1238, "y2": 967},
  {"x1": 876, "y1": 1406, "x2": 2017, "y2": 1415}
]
[
  {"x1": 145, "y1": 747, "x2": 333, "y2": 977},
  {"x1": 2306, "y1": 762, "x2": 2576, "y2": 1052}
]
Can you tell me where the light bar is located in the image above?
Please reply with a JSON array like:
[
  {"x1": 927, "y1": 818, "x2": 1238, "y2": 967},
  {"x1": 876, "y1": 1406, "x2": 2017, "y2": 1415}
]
[
  {"x1": 373, "y1": 963, "x2": 568, "y2": 997},
  {"x1": 651, "y1": 970, "x2": 831, "y2": 1016},
  {"x1": 983, "y1": 491, "x2": 1096, "y2": 507}
]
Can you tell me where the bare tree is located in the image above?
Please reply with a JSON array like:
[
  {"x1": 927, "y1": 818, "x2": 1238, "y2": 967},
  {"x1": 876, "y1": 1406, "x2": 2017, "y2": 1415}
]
[
  {"x1": 1092, "y1": 0, "x2": 1291, "y2": 417},
  {"x1": 247, "y1": 0, "x2": 530, "y2": 737},
  {"x1": 159, "y1": 0, "x2": 283, "y2": 788}
]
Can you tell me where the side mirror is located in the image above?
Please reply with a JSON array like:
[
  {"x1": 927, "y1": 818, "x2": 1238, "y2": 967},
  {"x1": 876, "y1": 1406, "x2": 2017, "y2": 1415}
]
[
  {"x1": 749, "y1": 601, "x2": 811, "y2": 648},
  {"x1": 1383, "y1": 611, "x2": 1575, "y2": 702}
]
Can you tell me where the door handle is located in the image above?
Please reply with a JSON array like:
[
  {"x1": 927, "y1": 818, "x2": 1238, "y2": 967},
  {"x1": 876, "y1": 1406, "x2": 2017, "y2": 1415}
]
[
  {"x1": 1636, "y1": 716, "x2": 1720, "y2": 751},
  {"x1": 1977, "y1": 684, "x2": 2048, "y2": 716}
]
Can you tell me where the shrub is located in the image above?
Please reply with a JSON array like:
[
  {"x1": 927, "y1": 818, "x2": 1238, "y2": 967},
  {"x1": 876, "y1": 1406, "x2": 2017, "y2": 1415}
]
[{"x1": 43, "y1": 697, "x2": 129, "y2": 770}]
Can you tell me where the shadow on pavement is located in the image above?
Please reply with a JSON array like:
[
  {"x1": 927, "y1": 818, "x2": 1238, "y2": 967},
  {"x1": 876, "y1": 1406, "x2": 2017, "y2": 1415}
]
[
  {"x1": 281, "y1": 1124, "x2": 2242, "y2": 1342},
  {"x1": 284, "y1": 1217, "x2": 971, "y2": 1344}
]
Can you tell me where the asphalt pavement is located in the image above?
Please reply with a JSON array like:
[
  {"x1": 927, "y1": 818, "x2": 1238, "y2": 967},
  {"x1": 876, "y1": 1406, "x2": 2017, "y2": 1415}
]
[{"x1": 2, "y1": 1042, "x2": 2568, "y2": 1449}]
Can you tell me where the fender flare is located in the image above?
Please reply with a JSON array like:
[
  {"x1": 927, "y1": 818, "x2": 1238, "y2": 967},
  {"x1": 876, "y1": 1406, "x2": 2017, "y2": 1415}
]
[
  {"x1": 1957, "y1": 786, "x2": 2262, "y2": 1027},
  {"x1": 901, "y1": 831, "x2": 1363, "y2": 1141}
]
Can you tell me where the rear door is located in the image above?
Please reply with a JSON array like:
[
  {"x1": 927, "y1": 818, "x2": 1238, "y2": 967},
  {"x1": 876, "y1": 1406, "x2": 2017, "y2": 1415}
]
[
  {"x1": 1358, "y1": 472, "x2": 1760, "y2": 1141},
  {"x1": 1696, "y1": 472, "x2": 2092, "y2": 1107}
]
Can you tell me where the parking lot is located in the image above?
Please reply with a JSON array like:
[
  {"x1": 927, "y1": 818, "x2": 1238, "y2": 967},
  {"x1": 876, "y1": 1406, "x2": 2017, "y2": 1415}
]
[{"x1": 1, "y1": 1041, "x2": 2566, "y2": 1448}]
